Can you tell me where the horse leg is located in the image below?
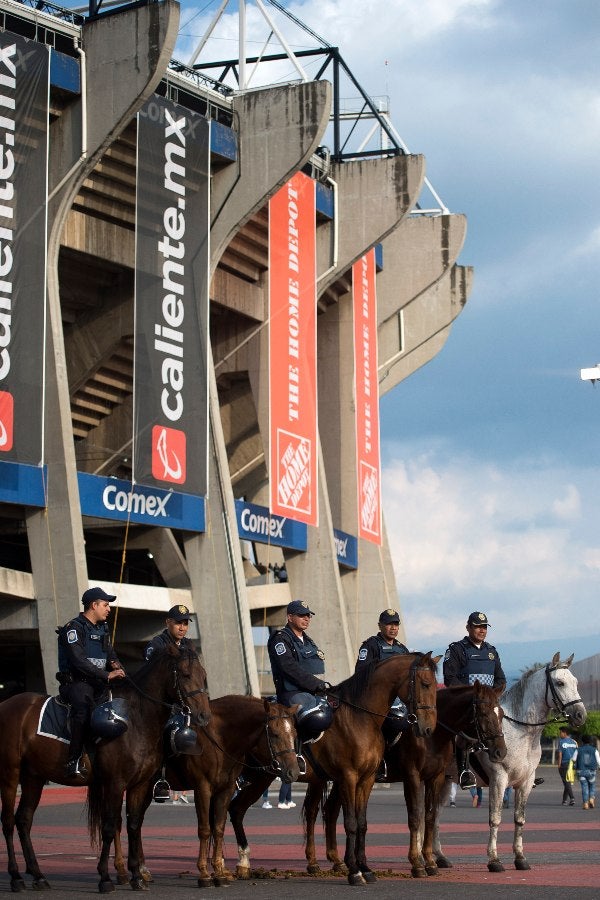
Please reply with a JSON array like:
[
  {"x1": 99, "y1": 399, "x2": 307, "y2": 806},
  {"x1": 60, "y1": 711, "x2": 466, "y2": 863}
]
[
  {"x1": 354, "y1": 775, "x2": 377, "y2": 883},
  {"x1": 487, "y1": 772, "x2": 508, "y2": 873},
  {"x1": 338, "y1": 778, "x2": 365, "y2": 886},
  {"x1": 113, "y1": 817, "x2": 129, "y2": 885},
  {"x1": 422, "y1": 773, "x2": 448, "y2": 876},
  {"x1": 14, "y1": 775, "x2": 51, "y2": 890},
  {"x1": 512, "y1": 785, "x2": 531, "y2": 871},
  {"x1": 323, "y1": 784, "x2": 346, "y2": 875},
  {"x1": 1, "y1": 773, "x2": 27, "y2": 892},
  {"x1": 228, "y1": 773, "x2": 273, "y2": 879},
  {"x1": 211, "y1": 787, "x2": 235, "y2": 885},
  {"x1": 125, "y1": 786, "x2": 153, "y2": 891},
  {"x1": 404, "y1": 772, "x2": 427, "y2": 877},
  {"x1": 303, "y1": 782, "x2": 323, "y2": 875},
  {"x1": 194, "y1": 785, "x2": 214, "y2": 888}
]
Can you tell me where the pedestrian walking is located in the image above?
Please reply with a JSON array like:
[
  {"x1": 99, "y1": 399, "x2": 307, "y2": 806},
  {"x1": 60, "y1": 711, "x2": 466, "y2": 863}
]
[
  {"x1": 573, "y1": 735, "x2": 600, "y2": 809},
  {"x1": 557, "y1": 726, "x2": 578, "y2": 806}
]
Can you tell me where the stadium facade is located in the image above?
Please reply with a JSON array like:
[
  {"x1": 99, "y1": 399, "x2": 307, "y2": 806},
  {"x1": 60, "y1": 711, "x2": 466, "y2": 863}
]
[{"x1": 0, "y1": 0, "x2": 472, "y2": 699}]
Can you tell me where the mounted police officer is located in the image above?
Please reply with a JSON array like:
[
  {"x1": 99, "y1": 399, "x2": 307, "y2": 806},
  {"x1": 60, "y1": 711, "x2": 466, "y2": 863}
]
[
  {"x1": 56, "y1": 587, "x2": 126, "y2": 778},
  {"x1": 267, "y1": 599, "x2": 333, "y2": 741},
  {"x1": 356, "y1": 608, "x2": 411, "y2": 743},
  {"x1": 145, "y1": 605, "x2": 196, "y2": 660},
  {"x1": 443, "y1": 611, "x2": 506, "y2": 788}
]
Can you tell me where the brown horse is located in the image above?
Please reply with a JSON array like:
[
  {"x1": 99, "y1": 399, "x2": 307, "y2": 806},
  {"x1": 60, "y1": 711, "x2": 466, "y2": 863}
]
[
  {"x1": 316, "y1": 682, "x2": 507, "y2": 878},
  {"x1": 0, "y1": 644, "x2": 209, "y2": 893},
  {"x1": 228, "y1": 652, "x2": 440, "y2": 886},
  {"x1": 112, "y1": 695, "x2": 300, "y2": 887}
]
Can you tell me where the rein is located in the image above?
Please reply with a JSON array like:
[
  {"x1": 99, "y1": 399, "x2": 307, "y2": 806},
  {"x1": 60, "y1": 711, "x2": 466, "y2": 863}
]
[
  {"x1": 202, "y1": 711, "x2": 297, "y2": 774},
  {"x1": 502, "y1": 663, "x2": 583, "y2": 728},
  {"x1": 124, "y1": 656, "x2": 209, "y2": 723},
  {"x1": 336, "y1": 658, "x2": 435, "y2": 723},
  {"x1": 437, "y1": 693, "x2": 501, "y2": 751}
]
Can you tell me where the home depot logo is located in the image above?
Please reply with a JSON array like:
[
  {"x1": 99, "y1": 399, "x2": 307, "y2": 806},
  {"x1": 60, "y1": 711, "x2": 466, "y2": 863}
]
[
  {"x1": 360, "y1": 462, "x2": 379, "y2": 536},
  {"x1": 276, "y1": 430, "x2": 312, "y2": 515},
  {"x1": 152, "y1": 425, "x2": 186, "y2": 485},
  {"x1": 0, "y1": 391, "x2": 13, "y2": 452}
]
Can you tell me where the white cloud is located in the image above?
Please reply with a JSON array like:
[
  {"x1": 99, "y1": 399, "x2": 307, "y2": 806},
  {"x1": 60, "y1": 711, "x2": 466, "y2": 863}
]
[{"x1": 382, "y1": 445, "x2": 600, "y2": 649}]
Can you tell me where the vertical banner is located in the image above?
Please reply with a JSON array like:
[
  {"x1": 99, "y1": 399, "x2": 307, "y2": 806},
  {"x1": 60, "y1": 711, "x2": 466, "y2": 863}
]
[
  {"x1": 133, "y1": 96, "x2": 210, "y2": 496},
  {"x1": 0, "y1": 33, "x2": 49, "y2": 466},
  {"x1": 269, "y1": 172, "x2": 317, "y2": 526},
  {"x1": 353, "y1": 249, "x2": 382, "y2": 544}
]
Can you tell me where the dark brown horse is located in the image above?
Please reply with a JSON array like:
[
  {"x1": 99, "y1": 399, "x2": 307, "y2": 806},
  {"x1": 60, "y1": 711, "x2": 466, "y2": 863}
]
[
  {"x1": 112, "y1": 695, "x2": 300, "y2": 887},
  {"x1": 228, "y1": 652, "x2": 440, "y2": 886},
  {"x1": 0, "y1": 644, "x2": 209, "y2": 893},
  {"x1": 315, "y1": 682, "x2": 507, "y2": 878}
]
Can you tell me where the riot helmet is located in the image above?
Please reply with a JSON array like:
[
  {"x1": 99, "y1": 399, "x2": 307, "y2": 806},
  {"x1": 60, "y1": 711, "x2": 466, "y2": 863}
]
[{"x1": 90, "y1": 696, "x2": 129, "y2": 740}]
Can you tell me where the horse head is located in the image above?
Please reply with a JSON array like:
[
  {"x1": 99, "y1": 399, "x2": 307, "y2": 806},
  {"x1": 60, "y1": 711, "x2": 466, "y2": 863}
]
[
  {"x1": 404, "y1": 652, "x2": 441, "y2": 739},
  {"x1": 546, "y1": 652, "x2": 586, "y2": 729},
  {"x1": 472, "y1": 681, "x2": 507, "y2": 762},
  {"x1": 262, "y1": 699, "x2": 301, "y2": 784},
  {"x1": 160, "y1": 644, "x2": 211, "y2": 727}
]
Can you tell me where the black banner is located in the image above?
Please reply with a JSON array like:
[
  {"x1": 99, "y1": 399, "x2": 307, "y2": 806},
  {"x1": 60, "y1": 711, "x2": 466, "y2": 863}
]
[
  {"x1": 133, "y1": 96, "x2": 210, "y2": 496},
  {"x1": 0, "y1": 33, "x2": 49, "y2": 466}
]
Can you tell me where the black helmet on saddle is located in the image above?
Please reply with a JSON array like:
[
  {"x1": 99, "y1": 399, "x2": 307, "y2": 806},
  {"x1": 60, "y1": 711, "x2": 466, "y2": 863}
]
[
  {"x1": 90, "y1": 697, "x2": 129, "y2": 740},
  {"x1": 293, "y1": 694, "x2": 333, "y2": 742},
  {"x1": 165, "y1": 709, "x2": 199, "y2": 754}
]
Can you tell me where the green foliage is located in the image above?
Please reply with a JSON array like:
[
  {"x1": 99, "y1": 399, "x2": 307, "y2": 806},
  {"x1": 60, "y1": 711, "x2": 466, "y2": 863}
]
[{"x1": 543, "y1": 710, "x2": 600, "y2": 740}]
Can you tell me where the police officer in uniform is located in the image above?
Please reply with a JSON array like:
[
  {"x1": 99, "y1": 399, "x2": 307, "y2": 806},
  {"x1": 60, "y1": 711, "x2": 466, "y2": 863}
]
[
  {"x1": 443, "y1": 611, "x2": 506, "y2": 788},
  {"x1": 56, "y1": 587, "x2": 126, "y2": 778},
  {"x1": 268, "y1": 600, "x2": 330, "y2": 706},
  {"x1": 145, "y1": 605, "x2": 196, "y2": 660}
]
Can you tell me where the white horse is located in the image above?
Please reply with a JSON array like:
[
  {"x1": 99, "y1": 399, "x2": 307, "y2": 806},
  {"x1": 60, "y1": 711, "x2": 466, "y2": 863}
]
[{"x1": 433, "y1": 652, "x2": 586, "y2": 872}]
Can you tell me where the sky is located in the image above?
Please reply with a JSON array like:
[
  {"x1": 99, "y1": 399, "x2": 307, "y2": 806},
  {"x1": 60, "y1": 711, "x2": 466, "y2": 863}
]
[{"x1": 72, "y1": 0, "x2": 600, "y2": 670}]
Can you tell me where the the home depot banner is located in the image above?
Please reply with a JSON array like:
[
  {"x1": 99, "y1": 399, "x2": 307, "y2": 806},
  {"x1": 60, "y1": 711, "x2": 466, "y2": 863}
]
[
  {"x1": 0, "y1": 33, "x2": 49, "y2": 467},
  {"x1": 353, "y1": 250, "x2": 382, "y2": 544},
  {"x1": 133, "y1": 96, "x2": 210, "y2": 496},
  {"x1": 269, "y1": 172, "x2": 317, "y2": 526}
]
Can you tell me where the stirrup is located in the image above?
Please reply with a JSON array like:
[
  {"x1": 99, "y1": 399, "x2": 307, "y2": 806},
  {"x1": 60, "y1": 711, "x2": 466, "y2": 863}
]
[
  {"x1": 153, "y1": 778, "x2": 171, "y2": 803},
  {"x1": 459, "y1": 769, "x2": 477, "y2": 789},
  {"x1": 65, "y1": 758, "x2": 87, "y2": 779},
  {"x1": 375, "y1": 760, "x2": 388, "y2": 783}
]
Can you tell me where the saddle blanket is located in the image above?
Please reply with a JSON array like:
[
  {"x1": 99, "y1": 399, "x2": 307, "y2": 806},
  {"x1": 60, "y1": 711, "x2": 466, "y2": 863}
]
[{"x1": 37, "y1": 696, "x2": 70, "y2": 744}]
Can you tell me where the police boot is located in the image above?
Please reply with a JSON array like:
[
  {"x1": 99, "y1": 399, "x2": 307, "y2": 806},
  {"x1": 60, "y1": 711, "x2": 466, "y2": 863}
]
[
  {"x1": 456, "y1": 747, "x2": 476, "y2": 790},
  {"x1": 65, "y1": 720, "x2": 87, "y2": 779}
]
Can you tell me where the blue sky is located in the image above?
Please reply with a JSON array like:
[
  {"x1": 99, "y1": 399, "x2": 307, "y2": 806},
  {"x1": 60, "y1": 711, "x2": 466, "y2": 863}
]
[
  {"x1": 172, "y1": 0, "x2": 600, "y2": 665},
  {"x1": 73, "y1": 1, "x2": 600, "y2": 668}
]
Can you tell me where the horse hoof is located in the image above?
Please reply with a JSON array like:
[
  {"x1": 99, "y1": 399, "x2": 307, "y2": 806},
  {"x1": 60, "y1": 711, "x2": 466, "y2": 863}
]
[
  {"x1": 213, "y1": 876, "x2": 233, "y2": 887},
  {"x1": 362, "y1": 871, "x2": 377, "y2": 883},
  {"x1": 425, "y1": 866, "x2": 439, "y2": 877},
  {"x1": 435, "y1": 857, "x2": 453, "y2": 869},
  {"x1": 117, "y1": 874, "x2": 129, "y2": 885},
  {"x1": 235, "y1": 866, "x2": 250, "y2": 880},
  {"x1": 348, "y1": 873, "x2": 366, "y2": 886},
  {"x1": 488, "y1": 861, "x2": 505, "y2": 873},
  {"x1": 98, "y1": 882, "x2": 116, "y2": 894},
  {"x1": 411, "y1": 867, "x2": 428, "y2": 879},
  {"x1": 197, "y1": 877, "x2": 213, "y2": 888},
  {"x1": 331, "y1": 864, "x2": 348, "y2": 876},
  {"x1": 130, "y1": 877, "x2": 149, "y2": 891},
  {"x1": 140, "y1": 866, "x2": 154, "y2": 883},
  {"x1": 10, "y1": 879, "x2": 26, "y2": 893},
  {"x1": 307, "y1": 865, "x2": 322, "y2": 875},
  {"x1": 515, "y1": 858, "x2": 531, "y2": 871},
  {"x1": 32, "y1": 880, "x2": 51, "y2": 891}
]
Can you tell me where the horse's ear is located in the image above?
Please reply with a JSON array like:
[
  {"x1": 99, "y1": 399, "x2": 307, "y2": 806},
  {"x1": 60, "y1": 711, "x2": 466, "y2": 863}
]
[
  {"x1": 564, "y1": 653, "x2": 574, "y2": 668},
  {"x1": 551, "y1": 651, "x2": 560, "y2": 667},
  {"x1": 263, "y1": 698, "x2": 271, "y2": 714},
  {"x1": 432, "y1": 654, "x2": 442, "y2": 667}
]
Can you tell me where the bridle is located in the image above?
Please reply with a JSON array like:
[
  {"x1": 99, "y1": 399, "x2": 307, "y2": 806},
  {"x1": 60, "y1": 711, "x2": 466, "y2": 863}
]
[
  {"x1": 263, "y1": 710, "x2": 297, "y2": 775},
  {"x1": 127, "y1": 652, "x2": 210, "y2": 725},
  {"x1": 404, "y1": 656, "x2": 437, "y2": 726},
  {"x1": 503, "y1": 663, "x2": 583, "y2": 728},
  {"x1": 438, "y1": 690, "x2": 503, "y2": 752}
]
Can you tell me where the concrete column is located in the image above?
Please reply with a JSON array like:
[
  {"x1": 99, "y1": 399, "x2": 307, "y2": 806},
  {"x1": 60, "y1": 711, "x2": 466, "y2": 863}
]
[
  {"x1": 26, "y1": 0, "x2": 180, "y2": 690},
  {"x1": 185, "y1": 81, "x2": 332, "y2": 697}
]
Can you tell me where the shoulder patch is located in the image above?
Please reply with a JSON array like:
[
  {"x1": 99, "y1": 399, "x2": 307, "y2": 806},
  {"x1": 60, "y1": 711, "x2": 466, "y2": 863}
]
[
  {"x1": 444, "y1": 649, "x2": 450, "y2": 662},
  {"x1": 66, "y1": 629, "x2": 78, "y2": 644},
  {"x1": 358, "y1": 647, "x2": 368, "y2": 661},
  {"x1": 274, "y1": 641, "x2": 287, "y2": 656}
]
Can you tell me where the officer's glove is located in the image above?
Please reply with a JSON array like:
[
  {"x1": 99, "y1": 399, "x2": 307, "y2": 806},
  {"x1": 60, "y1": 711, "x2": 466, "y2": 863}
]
[{"x1": 314, "y1": 682, "x2": 331, "y2": 694}]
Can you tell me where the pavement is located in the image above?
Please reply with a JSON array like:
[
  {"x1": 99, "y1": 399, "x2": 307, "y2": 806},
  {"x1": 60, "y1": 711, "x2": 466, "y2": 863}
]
[{"x1": 2, "y1": 767, "x2": 600, "y2": 898}]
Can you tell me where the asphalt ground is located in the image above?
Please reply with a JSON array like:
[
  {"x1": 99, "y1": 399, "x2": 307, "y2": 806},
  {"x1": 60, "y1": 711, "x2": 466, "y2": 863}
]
[{"x1": 1, "y1": 767, "x2": 599, "y2": 898}]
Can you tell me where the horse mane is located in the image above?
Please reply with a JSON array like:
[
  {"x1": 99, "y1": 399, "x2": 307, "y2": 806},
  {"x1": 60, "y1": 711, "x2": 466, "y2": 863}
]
[
  {"x1": 334, "y1": 653, "x2": 426, "y2": 706},
  {"x1": 502, "y1": 662, "x2": 545, "y2": 711}
]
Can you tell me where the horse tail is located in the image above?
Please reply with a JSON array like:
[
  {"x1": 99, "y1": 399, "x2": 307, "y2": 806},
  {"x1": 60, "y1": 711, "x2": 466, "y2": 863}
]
[
  {"x1": 300, "y1": 782, "x2": 330, "y2": 839},
  {"x1": 86, "y1": 775, "x2": 106, "y2": 850}
]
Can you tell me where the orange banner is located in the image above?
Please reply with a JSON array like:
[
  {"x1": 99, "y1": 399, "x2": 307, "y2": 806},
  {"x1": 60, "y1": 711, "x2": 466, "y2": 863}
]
[
  {"x1": 269, "y1": 172, "x2": 318, "y2": 526},
  {"x1": 353, "y1": 250, "x2": 382, "y2": 544}
]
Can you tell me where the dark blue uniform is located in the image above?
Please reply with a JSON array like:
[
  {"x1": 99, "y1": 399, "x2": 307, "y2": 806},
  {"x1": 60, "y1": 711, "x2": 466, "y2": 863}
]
[
  {"x1": 443, "y1": 636, "x2": 506, "y2": 689},
  {"x1": 144, "y1": 629, "x2": 195, "y2": 660},
  {"x1": 267, "y1": 624, "x2": 326, "y2": 707},
  {"x1": 355, "y1": 634, "x2": 409, "y2": 670}
]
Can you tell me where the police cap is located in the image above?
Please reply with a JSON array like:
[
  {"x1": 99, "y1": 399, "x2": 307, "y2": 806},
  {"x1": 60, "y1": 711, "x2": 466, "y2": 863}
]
[
  {"x1": 167, "y1": 605, "x2": 191, "y2": 622},
  {"x1": 82, "y1": 586, "x2": 117, "y2": 608},
  {"x1": 287, "y1": 600, "x2": 315, "y2": 617},
  {"x1": 379, "y1": 609, "x2": 400, "y2": 625},
  {"x1": 467, "y1": 611, "x2": 490, "y2": 627}
]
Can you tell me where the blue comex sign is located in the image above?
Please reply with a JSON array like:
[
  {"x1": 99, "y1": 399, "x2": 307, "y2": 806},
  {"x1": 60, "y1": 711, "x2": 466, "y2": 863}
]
[
  {"x1": 334, "y1": 528, "x2": 358, "y2": 569},
  {"x1": 235, "y1": 499, "x2": 307, "y2": 551},
  {"x1": 0, "y1": 461, "x2": 46, "y2": 507},
  {"x1": 78, "y1": 473, "x2": 205, "y2": 532}
]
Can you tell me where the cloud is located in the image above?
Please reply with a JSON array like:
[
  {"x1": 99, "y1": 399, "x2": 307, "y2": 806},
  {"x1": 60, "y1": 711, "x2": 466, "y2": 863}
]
[{"x1": 381, "y1": 443, "x2": 600, "y2": 649}]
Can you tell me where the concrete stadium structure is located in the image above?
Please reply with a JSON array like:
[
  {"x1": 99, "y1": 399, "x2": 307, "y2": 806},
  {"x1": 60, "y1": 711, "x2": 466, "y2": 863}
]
[{"x1": 0, "y1": 0, "x2": 472, "y2": 699}]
